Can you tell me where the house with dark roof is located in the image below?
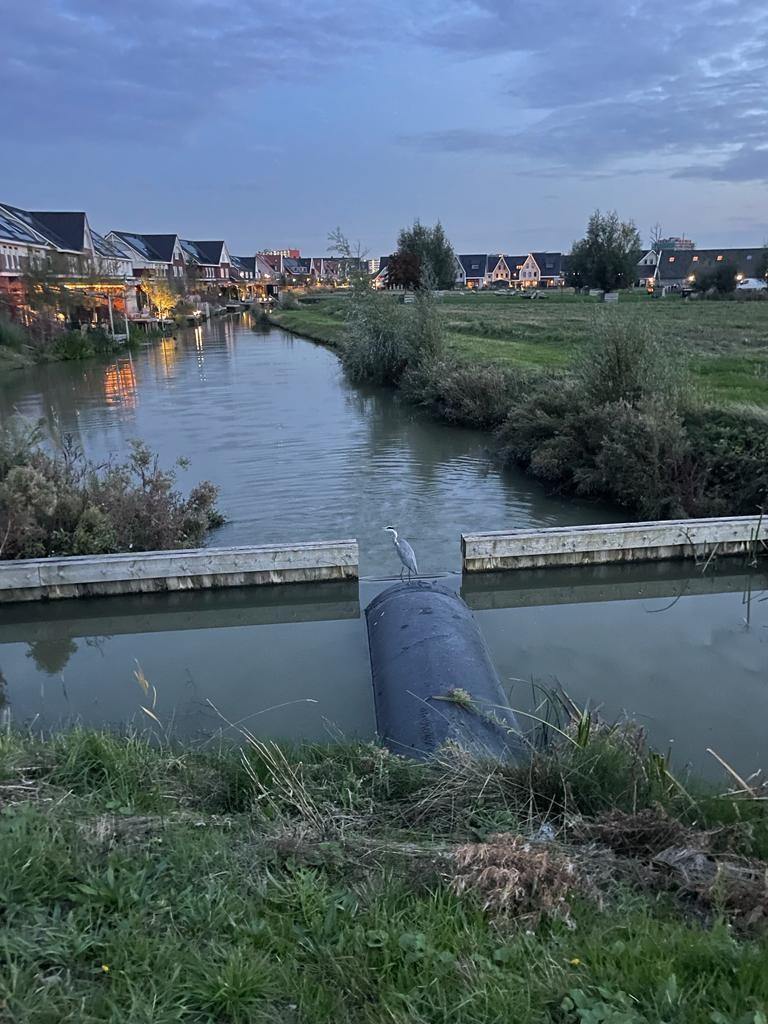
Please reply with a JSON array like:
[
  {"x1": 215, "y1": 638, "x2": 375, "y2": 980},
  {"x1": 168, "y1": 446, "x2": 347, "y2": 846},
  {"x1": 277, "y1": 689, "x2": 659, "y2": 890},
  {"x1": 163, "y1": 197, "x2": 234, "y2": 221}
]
[
  {"x1": 485, "y1": 255, "x2": 514, "y2": 285},
  {"x1": 457, "y1": 254, "x2": 488, "y2": 288},
  {"x1": 0, "y1": 204, "x2": 59, "y2": 283},
  {"x1": 0, "y1": 202, "x2": 135, "y2": 279},
  {"x1": 89, "y1": 230, "x2": 135, "y2": 280},
  {"x1": 638, "y1": 248, "x2": 768, "y2": 290},
  {"x1": 280, "y1": 255, "x2": 312, "y2": 284},
  {"x1": 107, "y1": 232, "x2": 186, "y2": 279},
  {"x1": 529, "y1": 252, "x2": 567, "y2": 288},
  {"x1": 179, "y1": 239, "x2": 232, "y2": 285}
]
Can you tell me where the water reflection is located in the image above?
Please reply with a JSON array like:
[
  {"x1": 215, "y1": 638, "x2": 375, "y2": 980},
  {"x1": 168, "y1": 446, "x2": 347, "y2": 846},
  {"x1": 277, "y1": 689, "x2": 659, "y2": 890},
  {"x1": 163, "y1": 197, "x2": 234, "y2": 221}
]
[
  {"x1": 26, "y1": 638, "x2": 79, "y2": 676},
  {"x1": 103, "y1": 358, "x2": 137, "y2": 409}
]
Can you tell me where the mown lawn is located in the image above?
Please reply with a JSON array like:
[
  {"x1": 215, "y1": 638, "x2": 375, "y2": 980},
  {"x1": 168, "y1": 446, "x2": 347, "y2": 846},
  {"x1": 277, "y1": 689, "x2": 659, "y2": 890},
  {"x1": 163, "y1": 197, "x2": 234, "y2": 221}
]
[
  {"x1": 271, "y1": 292, "x2": 768, "y2": 406},
  {"x1": 2, "y1": 729, "x2": 768, "y2": 1023}
]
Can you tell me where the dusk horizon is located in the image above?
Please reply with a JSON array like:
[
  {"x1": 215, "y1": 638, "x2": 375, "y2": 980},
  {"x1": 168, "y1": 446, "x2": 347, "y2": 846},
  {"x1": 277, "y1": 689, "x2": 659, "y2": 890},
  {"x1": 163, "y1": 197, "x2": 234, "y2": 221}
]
[{"x1": 3, "y1": 0, "x2": 767, "y2": 254}]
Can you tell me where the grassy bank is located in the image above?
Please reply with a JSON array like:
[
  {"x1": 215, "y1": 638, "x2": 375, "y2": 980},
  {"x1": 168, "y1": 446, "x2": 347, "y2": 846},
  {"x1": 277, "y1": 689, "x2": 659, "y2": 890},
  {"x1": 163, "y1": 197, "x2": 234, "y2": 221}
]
[
  {"x1": 2, "y1": 727, "x2": 768, "y2": 1022},
  {"x1": 271, "y1": 291, "x2": 768, "y2": 407},
  {"x1": 270, "y1": 291, "x2": 768, "y2": 521}
]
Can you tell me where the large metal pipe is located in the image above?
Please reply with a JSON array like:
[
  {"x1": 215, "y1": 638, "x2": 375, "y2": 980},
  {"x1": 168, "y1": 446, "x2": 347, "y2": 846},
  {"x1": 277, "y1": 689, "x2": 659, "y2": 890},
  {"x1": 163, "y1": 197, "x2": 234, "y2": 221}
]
[{"x1": 365, "y1": 580, "x2": 524, "y2": 761}]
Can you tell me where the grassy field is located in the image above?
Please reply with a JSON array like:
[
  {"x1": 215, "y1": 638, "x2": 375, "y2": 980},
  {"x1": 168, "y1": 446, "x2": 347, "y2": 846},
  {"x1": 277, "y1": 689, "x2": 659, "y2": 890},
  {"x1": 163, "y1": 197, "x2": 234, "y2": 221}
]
[
  {"x1": 272, "y1": 291, "x2": 768, "y2": 406},
  {"x1": 2, "y1": 728, "x2": 768, "y2": 1023}
]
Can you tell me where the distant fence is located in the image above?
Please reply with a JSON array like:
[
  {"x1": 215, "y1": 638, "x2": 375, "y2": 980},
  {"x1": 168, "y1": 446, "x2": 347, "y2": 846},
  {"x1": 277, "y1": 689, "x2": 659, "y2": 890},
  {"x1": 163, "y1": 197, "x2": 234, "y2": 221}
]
[
  {"x1": 0, "y1": 540, "x2": 359, "y2": 603},
  {"x1": 462, "y1": 517, "x2": 765, "y2": 573}
]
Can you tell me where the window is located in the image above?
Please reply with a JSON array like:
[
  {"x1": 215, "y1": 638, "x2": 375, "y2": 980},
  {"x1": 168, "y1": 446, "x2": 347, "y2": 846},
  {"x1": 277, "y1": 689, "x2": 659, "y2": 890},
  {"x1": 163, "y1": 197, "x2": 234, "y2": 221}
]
[
  {"x1": 716, "y1": 255, "x2": 723, "y2": 261},
  {"x1": 668, "y1": 256, "x2": 675, "y2": 263},
  {"x1": 747, "y1": 254, "x2": 753, "y2": 261},
  {"x1": 692, "y1": 255, "x2": 699, "y2": 262}
]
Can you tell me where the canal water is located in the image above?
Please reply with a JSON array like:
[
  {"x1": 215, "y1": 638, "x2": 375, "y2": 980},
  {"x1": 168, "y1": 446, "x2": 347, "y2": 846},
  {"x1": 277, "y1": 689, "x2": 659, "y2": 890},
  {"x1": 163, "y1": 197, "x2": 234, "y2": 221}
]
[{"x1": 1, "y1": 316, "x2": 766, "y2": 777}]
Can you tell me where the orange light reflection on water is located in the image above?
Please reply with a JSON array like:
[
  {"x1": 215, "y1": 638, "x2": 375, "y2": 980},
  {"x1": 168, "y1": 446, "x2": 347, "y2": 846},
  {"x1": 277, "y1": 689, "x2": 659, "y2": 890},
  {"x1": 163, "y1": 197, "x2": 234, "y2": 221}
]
[{"x1": 103, "y1": 359, "x2": 137, "y2": 409}]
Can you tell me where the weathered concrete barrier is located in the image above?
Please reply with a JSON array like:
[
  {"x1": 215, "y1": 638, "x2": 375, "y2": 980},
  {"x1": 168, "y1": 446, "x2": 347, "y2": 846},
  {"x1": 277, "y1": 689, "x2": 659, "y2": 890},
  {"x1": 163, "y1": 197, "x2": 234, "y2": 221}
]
[
  {"x1": 0, "y1": 540, "x2": 359, "y2": 603},
  {"x1": 462, "y1": 516, "x2": 765, "y2": 573}
]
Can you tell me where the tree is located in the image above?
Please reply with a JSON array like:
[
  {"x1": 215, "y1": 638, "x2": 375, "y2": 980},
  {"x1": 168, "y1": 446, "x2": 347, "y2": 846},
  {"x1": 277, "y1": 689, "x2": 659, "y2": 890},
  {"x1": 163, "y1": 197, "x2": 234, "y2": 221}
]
[
  {"x1": 327, "y1": 227, "x2": 368, "y2": 285},
  {"x1": 567, "y1": 210, "x2": 642, "y2": 291},
  {"x1": 386, "y1": 250, "x2": 421, "y2": 290},
  {"x1": 391, "y1": 220, "x2": 456, "y2": 290},
  {"x1": 694, "y1": 263, "x2": 737, "y2": 295},
  {"x1": 141, "y1": 276, "x2": 177, "y2": 319},
  {"x1": 756, "y1": 247, "x2": 768, "y2": 281}
]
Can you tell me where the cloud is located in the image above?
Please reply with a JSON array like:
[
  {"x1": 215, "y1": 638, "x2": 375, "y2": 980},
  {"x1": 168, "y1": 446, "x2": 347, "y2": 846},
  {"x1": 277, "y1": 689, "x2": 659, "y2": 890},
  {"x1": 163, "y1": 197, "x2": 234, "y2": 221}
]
[
  {"x1": 409, "y1": 0, "x2": 768, "y2": 182},
  {"x1": 0, "y1": 0, "x2": 394, "y2": 144}
]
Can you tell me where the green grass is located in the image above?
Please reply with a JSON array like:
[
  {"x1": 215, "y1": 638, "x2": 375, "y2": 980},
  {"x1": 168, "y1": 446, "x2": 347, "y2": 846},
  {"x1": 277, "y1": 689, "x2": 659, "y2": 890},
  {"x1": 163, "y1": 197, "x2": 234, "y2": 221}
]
[
  {"x1": 2, "y1": 729, "x2": 768, "y2": 1022},
  {"x1": 271, "y1": 292, "x2": 768, "y2": 407}
]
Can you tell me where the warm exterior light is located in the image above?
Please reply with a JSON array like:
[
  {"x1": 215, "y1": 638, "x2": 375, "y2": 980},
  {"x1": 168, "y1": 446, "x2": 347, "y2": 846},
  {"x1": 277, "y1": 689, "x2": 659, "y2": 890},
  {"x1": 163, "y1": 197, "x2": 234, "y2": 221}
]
[
  {"x1": 736, "y1": 273, "x2": 744, "y2": 281},
  {"x1": 688, "y1": 275, "x2": 695, "y2": 282}
]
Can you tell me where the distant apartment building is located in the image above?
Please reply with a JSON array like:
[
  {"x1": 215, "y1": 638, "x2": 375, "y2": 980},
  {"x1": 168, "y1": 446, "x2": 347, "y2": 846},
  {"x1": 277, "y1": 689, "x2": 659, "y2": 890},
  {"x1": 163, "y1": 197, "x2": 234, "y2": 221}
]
[
  {"x1": 261, "y1": 248, "x2": 300, "y2": 258},
  {"x1": 656, "y1": 236, "x2": 696, "y2": 251}
]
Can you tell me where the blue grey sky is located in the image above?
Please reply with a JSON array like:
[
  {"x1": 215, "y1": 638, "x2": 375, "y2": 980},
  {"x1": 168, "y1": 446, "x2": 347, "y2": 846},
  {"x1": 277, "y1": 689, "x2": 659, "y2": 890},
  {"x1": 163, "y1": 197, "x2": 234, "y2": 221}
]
[{"x1": 2, "y1": 0, "x2": 766, "y2": 254}]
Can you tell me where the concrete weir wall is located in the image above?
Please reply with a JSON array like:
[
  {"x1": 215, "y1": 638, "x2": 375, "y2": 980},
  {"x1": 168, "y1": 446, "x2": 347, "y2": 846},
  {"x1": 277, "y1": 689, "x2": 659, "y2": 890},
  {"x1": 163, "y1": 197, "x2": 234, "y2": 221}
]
[
  {"x1": 0, "y1": 540, "x2": 359, "y2": 603},
  {"x1": 462, "y1": 516, "x2": 765, "y2": 573}
]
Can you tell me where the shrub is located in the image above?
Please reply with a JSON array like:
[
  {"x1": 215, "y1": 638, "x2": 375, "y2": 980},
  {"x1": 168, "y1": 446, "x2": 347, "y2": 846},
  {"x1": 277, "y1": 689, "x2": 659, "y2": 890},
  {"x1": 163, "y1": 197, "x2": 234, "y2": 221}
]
[
  {"x1": 0, "y1": 420, "x2": 223, "y2": 560},
  {"x1": 342, "y1": 287, "x2": 413, "y2": 385},
  {"x1": 402, "y1": 359, "x2": 538, "y2": 430},
  {"x1": 0, "y1": 317, "x2": 26, "y2": 350},
  {"x1": 575, "y1": 314, "x2": 687, "y2": 410},
  {"x1": 571, "y1": 400, "x2": 702, "y2": 518},
  {"x1": 683, "y1": 405, "x2": 768, "y2": 515}
]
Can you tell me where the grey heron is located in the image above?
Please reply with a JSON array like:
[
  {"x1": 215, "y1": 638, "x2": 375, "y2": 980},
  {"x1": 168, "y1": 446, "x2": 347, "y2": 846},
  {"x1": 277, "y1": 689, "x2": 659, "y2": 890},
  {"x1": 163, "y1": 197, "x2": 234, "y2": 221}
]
[{"x1": 384, "y1": 526, "x2": 418, "y2": 581}]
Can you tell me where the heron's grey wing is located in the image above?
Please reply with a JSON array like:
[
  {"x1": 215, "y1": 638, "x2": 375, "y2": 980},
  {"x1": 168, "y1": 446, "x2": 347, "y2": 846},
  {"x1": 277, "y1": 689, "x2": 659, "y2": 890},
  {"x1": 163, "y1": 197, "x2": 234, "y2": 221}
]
[{"x1": 399, "y1": 538, "x2": 418, "y2": 574}]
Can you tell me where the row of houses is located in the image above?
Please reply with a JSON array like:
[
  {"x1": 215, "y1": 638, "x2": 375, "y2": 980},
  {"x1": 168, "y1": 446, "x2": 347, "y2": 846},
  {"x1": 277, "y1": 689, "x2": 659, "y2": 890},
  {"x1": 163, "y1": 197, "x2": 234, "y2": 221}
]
[
  {"x1": 371, "y1": 246, "x2": 767, "y2": 292},
  {"x1": 0, "y1": 201, "x2": 292, "y2": 322},
  {"x1": 371, "y1": 252, "x2": 569, "y2": 289}
]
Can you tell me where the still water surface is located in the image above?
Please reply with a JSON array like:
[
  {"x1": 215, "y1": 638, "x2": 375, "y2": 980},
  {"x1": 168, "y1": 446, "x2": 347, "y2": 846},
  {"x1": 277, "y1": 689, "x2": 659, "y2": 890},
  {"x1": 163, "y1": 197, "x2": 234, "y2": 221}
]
[{"x1": 1, "y1": 317, "x2": 765, "y2": 777}]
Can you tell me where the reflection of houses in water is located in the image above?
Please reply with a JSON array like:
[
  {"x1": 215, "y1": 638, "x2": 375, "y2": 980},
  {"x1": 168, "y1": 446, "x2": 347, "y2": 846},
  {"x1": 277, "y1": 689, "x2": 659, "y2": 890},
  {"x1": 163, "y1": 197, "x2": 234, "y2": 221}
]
[
  {"x1": 103, "y1": 358, "x2": 137, "y2": 408},
  {"x1": 154, "y1": 337, "x2": 178, "y2": 378}
]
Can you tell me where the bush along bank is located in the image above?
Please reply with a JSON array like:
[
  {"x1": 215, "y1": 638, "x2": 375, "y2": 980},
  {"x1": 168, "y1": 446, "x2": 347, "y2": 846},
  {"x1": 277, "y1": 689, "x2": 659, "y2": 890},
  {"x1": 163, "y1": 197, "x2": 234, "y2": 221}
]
[
  {"x1": 330, "y1": 286, "x2": 768, "y2": 521},
  {"x1": 0, "y1": 315, "x2": 139, "y2": 371},
  {"x1": 0, "y1": 418, "x2": 224, "y2": 559},
  {"x1": 1, "y1": 721, "x2": 768, "y2": 1023}
]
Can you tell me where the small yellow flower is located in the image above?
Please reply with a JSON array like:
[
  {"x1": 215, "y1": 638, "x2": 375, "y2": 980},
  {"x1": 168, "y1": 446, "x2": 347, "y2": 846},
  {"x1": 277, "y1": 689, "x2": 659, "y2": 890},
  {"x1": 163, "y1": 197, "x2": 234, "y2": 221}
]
[
  {"x1": 568, "y1": 958, "x2": 581, "y2": 967},
  {"x1": 101, "y1": 965, "x2": 110, "y2": 974}
]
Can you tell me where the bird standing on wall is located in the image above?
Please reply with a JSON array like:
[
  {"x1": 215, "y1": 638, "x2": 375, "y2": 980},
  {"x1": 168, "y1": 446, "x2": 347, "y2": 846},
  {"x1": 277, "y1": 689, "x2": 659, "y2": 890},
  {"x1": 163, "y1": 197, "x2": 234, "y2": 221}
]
[{"x1": 384, "y1": 526, "x2": 418, "y2": 581}]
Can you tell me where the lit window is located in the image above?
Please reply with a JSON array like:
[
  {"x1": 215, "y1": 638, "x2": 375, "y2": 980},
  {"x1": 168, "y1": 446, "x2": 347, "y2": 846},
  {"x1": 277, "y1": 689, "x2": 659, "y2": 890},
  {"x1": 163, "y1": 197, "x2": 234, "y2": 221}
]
[
  {"x1": 668, "y1": 256, "x2": 675, "y2": 262},
  {"x1": 692, "y1": 255, "x2": 699, "y2": 262},
  {"x1": 716, "y1": 255, "x2": 723, "y2": 261},
  {"x1": 746, "y1": 254, "x2": 753, "y2": 261}
]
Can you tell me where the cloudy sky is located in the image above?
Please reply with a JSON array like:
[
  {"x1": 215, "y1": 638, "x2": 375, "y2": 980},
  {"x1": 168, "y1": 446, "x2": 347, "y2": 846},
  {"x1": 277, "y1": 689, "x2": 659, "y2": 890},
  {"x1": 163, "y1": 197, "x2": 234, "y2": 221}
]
[{"x1": 2, "y1": 0, "x2": 766, "y2": 255}]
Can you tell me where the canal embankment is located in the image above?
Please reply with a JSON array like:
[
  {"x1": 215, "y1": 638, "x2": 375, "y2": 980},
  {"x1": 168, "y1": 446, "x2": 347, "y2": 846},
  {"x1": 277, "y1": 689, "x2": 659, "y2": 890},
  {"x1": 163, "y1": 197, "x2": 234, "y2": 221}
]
[{"x1": 270, "y1": 293, "x2": 768, "y2": 524}]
